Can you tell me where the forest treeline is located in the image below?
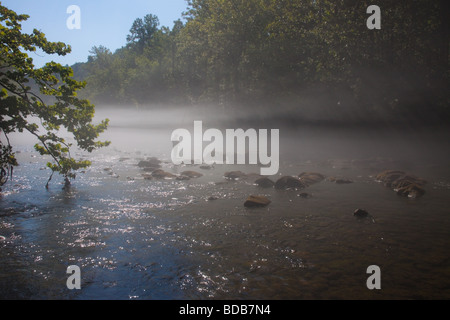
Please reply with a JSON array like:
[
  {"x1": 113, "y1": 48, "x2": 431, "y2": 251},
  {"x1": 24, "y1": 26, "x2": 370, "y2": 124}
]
[{"x1": 73, "y1": 0, "x2": 449, "y2": 123}]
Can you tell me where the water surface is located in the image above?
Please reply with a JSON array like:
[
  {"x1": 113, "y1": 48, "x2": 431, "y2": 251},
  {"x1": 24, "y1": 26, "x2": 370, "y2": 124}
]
[{"x1": 1, "y1": 107, "x2": 449, "y2": 299}]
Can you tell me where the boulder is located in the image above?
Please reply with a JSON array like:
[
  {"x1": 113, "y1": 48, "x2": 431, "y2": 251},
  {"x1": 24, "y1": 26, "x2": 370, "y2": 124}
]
[
  {"x1": 208, "y1": 196, "x2": 219, "y2": 201},
  {"x1": 298, "y1": 172, "x2": 325, "y2": 185},
  {"x1": 275, "y1": 176, "x2": 306, "y2": 190},
  {"x1": 376, "y1": 170, "x2": 426, "y2": 198},
  {"x1": 137, "y1": 158, "x2": 162, "y2": 169},
  {"x1": 391, "y1": 175, "x2": 426, "y2": 189},
  {"x1": 224, "y1": 171, "x2": 247, "y2": 180},
  {"x1": 181, "y1": 171, "x2": 203, "y2": 178},
  {"x1": 176, "y1": 175, "x2": 191, "y2": 181},
  {"x1": 244, "y1": 195, "x2": 271, "y2": 208},
  {"x1": 151, "y1": 169, "x2": 176, "y2": 179},
  {"x1": 254, "y1": 177, "x2": 275, "y2": 188},
  {"x1": 396, "y1": 184, "x2": 425, "y2": 198},
  {"x1": 137, "y1": 160, "x2": 151, "y2": 168},
  {"x1": 375, "y1": 170, "x2": 406, "y2": 186}
]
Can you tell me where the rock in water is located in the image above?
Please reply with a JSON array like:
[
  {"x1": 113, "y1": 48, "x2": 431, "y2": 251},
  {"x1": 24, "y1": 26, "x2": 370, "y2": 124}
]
[
  {"x1": 376, "y1": 170, "x2": 426, "y2": 198},
  {"x1": 375, "y1": 170, "x2": 406, "y2": 187},
  {"x1": 224, "y1": 171, "x2": 247, "y2": 180},
  {"x1": 275, "y1": 176, "x2": 305, "y2": 190},
  {"x1": 298, "y1": 172, "x2": 325, "y2": 186},
  {"x1": 181, "y1": 171, "x2": 203, "y2": 178},
  {"x1": 244, "y1": 195, "x2": 271, "y2": 208},
  {"x1": 151, "y1": 170, "x2": 176, "y2": 179},
  {"x1": 299, "y1": 193, "x2": 311, "y2": 198},
  {"x1": 396, "y1": 184, "x2": 425, "y2": 198},
  {"x1": 255, "y1": 177, "x2": 275, "y2": 188},
  {"x1": 137, "y1": 158, "x2": 162, "y2": 169},
  {"x1": 354, "y1": 209, "x2": 369, "y2": 218},
  {"x1": 327, "y1": 176, "x2": 353, "y2": 184},
  {"x1": 391, "y1": 176, "x2": 425, "y2": 189}
]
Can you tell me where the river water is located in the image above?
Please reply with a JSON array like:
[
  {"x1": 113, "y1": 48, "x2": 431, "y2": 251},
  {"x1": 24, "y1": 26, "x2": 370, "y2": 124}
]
[{"x1": 1, "y1": 107, "x2": 450, "y2": 300}]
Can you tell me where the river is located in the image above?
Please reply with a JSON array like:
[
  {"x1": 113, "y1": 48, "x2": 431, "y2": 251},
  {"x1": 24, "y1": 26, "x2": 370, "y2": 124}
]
[{"x1": 1, "y1": 106, "x2": 450, "y2": 299}]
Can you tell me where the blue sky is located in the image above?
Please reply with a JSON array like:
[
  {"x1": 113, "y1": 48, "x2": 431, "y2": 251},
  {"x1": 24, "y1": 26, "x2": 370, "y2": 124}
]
[{"x1": 2, "y1": 0, "x2": 188, "y2": 67}]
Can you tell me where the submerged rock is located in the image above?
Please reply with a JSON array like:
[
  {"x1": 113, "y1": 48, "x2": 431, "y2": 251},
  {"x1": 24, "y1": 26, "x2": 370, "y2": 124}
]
[
  {"x1": 244, "y1": 195, "x2": 271, "y2": 208},
  {"x1": 396, "y1": 184, "x2": 425, "y2": 198},
  {"x1": 391, "y1": 175, "x2": 427, "y2": 189},
  {"x1": 275, "y1": 176, "x2": 306, "y2": 190},
  {"x1": 254, "y1": 177, "x2": 275, "y2": 188},
  {"x1": 298, "y1": 172, "x2": 325, "y2": 185},
  {"x1": 151, "y1": 170, "x2": 176, "y2": 179},
  {"x1": 375, "y1": 170, "x2": 406, "y2": 186},
  {"x1": 299, "y1": 193, "x2": 311, "y2": 198},
  {"x1": 354, "y1": 209, "x2": 369, "y2": 218},
  {"x1": 200, "y1": 165, "x2": 213, "y2": 170},
  {"x1": 137, "y1": 158, "x2": 162, "y2": 169},
  {"x1": 181, "y1": 171, "x2": 203, "y2": 178},
  {"x1": 376, "y1": 170, "x2": 426, "y2": 198},
  {"x1": 224, "y1": 171, "x2": 247, "y2": 180}
]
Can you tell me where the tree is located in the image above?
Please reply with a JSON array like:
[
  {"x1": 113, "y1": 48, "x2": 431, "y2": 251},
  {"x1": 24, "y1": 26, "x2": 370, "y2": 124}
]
[
  {"x1": 0, "y1": 4, "x2": 110, "y2": 189},
  {"x1": 126, "y1": 14, "x2": 160, "y2": 53},
  {"x1": 84, "y1": 46, "x2": 121, "y2": 103},
  {"x1": 71, "y1": 1, "x2": 449, "y2": 121}
]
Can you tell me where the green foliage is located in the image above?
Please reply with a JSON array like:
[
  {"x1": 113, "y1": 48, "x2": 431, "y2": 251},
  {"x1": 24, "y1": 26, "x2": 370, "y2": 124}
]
[
  {"x1": 76, "y1": 0, "x2": 448, "y2": 121},
  {"x1": 0, "y1": 3, "x2": 110, "y2": 188},
  {"x1": 127, "y1": 14, "x2": 160, "y2": 52}
]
